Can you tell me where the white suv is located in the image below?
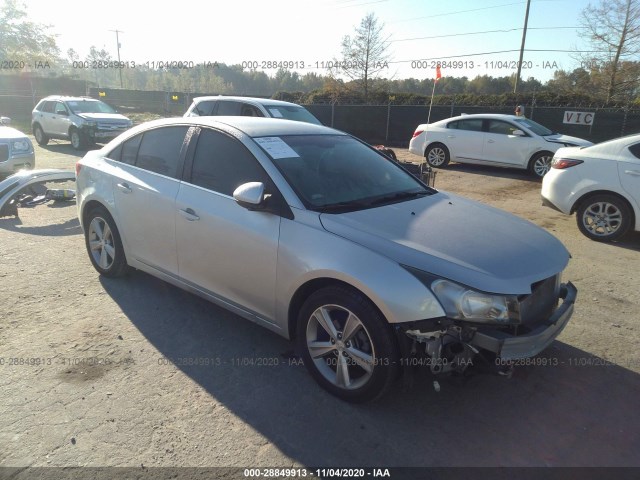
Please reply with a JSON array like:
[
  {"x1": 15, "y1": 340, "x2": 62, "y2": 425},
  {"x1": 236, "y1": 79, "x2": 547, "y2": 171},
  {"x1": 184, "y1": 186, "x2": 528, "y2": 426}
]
[
  {"x1": 32, "y1": 96, "x2": 133, "y2": 150},
  {"x1": 184, "y1": 96, "x2": 322, "y2": 125},
  {"x1": 409, "y1": 114, "x2": 592, "y2": 178}
]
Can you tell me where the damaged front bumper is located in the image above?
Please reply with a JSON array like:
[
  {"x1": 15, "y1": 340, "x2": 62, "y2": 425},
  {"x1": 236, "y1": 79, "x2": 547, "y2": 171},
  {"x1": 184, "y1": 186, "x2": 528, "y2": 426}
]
[
  {"x1": 472, "y1": 282, "x2": 576, "y2": 360},
  {"x1": 397, "y1": 282, "x2": 577, "y2": 376}
]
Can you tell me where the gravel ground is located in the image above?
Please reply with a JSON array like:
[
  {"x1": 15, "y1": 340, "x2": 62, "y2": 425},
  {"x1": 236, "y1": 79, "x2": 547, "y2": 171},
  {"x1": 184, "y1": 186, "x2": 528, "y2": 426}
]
[{"x1": 1, "y1": 139, "x2": 639, "y2": 472}]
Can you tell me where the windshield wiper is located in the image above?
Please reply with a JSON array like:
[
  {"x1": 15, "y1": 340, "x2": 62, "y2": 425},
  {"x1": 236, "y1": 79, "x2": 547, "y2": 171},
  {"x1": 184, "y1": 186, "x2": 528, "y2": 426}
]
[
  {"x1": 314, "y1": 200, "x2": 371, "y2": 213},
  {"x1": 369, "y1": 190, "x2": 431, "y2": 206}
]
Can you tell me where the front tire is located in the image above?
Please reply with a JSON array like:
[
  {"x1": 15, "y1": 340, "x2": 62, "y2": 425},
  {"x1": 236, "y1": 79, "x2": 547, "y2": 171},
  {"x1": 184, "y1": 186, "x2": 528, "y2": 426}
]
[
  {"x1": 528, "y1": 152, "x2": 553, "y2": 178},
  {"x1": 425, "y1": 143, "x2": 450, "y2": 168},
  {"x1": 84, "y1": 206, "x2": 130, "y2": 277},
  {"x1": 70, "y1": 128, "x2": 86, "y2": 150},
  {"x1": 576, "y1": 194, "x2": 632, "y2": 242},
  {"x1": 297, "y1": 286, "x2": 400, "y2": 403},
  {"x1": 33, "y1": 124, "x2": 49, "y2": 146}
]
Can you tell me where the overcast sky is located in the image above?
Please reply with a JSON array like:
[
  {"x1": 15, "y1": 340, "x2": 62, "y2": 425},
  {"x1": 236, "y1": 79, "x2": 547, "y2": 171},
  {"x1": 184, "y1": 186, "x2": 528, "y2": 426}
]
[{"x1": 22, "y1": 0, "x2": 594, "y2": 83}]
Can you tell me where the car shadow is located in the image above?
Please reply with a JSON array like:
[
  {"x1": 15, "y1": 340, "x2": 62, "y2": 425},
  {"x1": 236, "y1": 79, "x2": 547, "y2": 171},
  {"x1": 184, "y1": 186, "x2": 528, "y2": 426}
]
[
  {"x1": 36, "y1": 140, "x2": 100, "y2": 157},
  {"x1": 444, "y1": 163, "x2": 540, "y2": 183},
  {"x1": 0, "y1": 215, "x2": 81, "y2": 236},
  {"x1": 611, "y1": 231, "x2": 640, "y2": 250},
  {"x1": 100, "y1": 271, "x2": 640, "y2": 467}
]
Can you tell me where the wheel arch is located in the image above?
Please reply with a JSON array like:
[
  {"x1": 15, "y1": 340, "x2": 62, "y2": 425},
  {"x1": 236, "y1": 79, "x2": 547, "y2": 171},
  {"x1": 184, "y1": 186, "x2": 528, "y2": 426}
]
[
  {"x1": 571, "y1": 189, "x2": 637, "y2": 229},
  {"x1": 528, "y1": 150, "x2": 554, "y2": 165},
  {"x1": 424, "y1": 140, "x2": 449, "y2": 156},
  {"x1": 287, "y1": 277, "x2": 389, "y2": 341},
  {"x1": 81, "y1": 199, "x2": 121, "y2": 233}
]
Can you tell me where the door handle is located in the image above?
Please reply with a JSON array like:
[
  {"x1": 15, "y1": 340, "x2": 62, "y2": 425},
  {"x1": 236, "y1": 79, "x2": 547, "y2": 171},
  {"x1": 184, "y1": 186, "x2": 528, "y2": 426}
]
[
  {"x1": 179, "y1": 208, "x2": 200, "y2": 221},
  {"x1": 447, "y1": 135, "x2": 455, "y2": 138},
  {"x1": 487, "y1": 139, "x2": 495, "y2": 143},
  {"x1": 116, "y1": 182, "x2": 132, "y2": 194},
  {"x1": 625, "y1": 170, "x2": 640, "y2": 176}
]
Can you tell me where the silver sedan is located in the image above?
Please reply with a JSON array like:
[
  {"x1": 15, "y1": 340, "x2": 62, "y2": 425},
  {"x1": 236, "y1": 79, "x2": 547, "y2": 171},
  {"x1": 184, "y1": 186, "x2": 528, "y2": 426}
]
[{"x1": 76, "y1": 117, "x2": 576, "y2": 402}]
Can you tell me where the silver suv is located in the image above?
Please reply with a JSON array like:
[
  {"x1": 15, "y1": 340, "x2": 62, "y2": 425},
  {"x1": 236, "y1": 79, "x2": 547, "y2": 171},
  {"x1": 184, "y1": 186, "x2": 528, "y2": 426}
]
[
  {"x1": 184, "y1": 96, "x2": 322, "y2": 125},
  {"x1": 32, "y1": 96, "x2": 133, "y2": 150}
]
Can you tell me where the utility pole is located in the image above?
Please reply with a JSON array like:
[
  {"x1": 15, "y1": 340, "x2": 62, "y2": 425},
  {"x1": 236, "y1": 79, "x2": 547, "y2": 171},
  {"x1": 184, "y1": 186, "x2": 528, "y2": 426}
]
[
  {"x1": 110, "y1": 29, "x2": 124, "y2": 88},
  {"x1": 513, "y1": 0, "x2": 531, "y2": 93}
]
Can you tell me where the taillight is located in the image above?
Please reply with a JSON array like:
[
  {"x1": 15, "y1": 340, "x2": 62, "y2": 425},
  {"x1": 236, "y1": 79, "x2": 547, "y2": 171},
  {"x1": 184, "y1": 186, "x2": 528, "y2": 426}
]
[
  {"x1": 75, "y1": 161, "x2": 81, "y2": 176},
  {"x1": 551, "y1": 158, "x2": 583, "y2": 169},
  {"x1": 412, "y1": 130, "x2": 424, "y2": 138}
]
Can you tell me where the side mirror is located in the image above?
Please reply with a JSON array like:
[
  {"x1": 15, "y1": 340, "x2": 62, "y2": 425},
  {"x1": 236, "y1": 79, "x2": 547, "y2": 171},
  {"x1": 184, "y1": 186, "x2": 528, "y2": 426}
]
[
  {"x1": 512, "y1": 129, "x2": 525, "y2": 137},
  {"x1": 233, "y1": 182, "x2": 266, "y2": 210},
  {"x1": 0, "y1": 116, "x2": 11, "y2": 125}
]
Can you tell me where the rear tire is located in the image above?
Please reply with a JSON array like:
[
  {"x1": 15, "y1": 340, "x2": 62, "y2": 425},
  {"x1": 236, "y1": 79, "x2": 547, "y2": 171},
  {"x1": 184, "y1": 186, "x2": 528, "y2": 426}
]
[
  {"x1": 425, "y1": 143, "x2": 450, "y2": 168},
  {"x1": 33, "y1": 124, "x2": 49, "y2": 146},
  {"x1": 84, "y1": 206, "x2": 130, "y2": 277},
  {"x1": 576, "y1": 194, "x2": 632, "y2": 242},
  {"x1": 296, "y1": 286, "x2": 400, "y2": 403}
]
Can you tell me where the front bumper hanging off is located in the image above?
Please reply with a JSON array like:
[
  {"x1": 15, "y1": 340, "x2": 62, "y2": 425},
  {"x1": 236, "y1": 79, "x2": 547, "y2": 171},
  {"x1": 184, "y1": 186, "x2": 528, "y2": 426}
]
[{"x1": 471, "y1": 282, "x2": 577, "y2": 360}]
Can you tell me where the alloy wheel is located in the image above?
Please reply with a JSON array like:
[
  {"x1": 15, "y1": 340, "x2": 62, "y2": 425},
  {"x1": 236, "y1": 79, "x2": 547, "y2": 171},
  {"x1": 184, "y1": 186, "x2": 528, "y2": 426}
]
[
  {"x1": 88, "y1": 216, "x2": 116, "y2": 270},
  {"x1": 305, "y1": 304, "x2": 375, "y2": 390},
  {"x1": 582, "y1": 201, "x2": 623, "y2": 237}
]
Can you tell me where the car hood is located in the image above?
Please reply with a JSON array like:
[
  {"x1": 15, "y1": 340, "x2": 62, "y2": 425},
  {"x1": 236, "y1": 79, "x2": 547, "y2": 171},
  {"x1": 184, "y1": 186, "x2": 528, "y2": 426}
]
[
  {"x1": 544, "y1": 134, "x2": 592, "y2": 147},
  {"x1": 0, "y1": 126, "x2": 29, "y2": 139},
  {"x1": 319, "y1": 192, "x2": 570, "y2": 294},
  {"x1": 77, "y1": 113, "x2": 130, "y2": 122}
]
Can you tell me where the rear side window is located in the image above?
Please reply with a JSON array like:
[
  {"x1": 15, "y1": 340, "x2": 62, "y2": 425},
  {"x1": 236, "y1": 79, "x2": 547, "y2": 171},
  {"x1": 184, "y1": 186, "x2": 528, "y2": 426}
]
[
  {"x1": 190, "y1": 128, "x2": 267, "y2": 196},
  {"x1": 447, "y1": 119, "x2": 483, "y2": 132},
  {"x1": 121, "y1": 134, "x2": 143, "y2": 165},
  {"x1": 191, "y1": 100, "x2": 215, "y2": 116},
  {"x1": 136, "y1": 126, "x2": 188, "y2": 177},
  {"x1": 628, "y1": 143, "x2": 640, "y2": 160},
  {"x1": 40, "y1": 101, "x2": 56, "y2": 113},
  {"x1": 215, "y1": 101, "x2": 243, "y2": 116}
]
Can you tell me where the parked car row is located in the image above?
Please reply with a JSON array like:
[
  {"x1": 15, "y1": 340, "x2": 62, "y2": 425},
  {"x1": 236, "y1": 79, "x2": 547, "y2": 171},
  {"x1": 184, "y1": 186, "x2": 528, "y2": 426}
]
[{"x1": 409, "y1": 114, "x2": 639, "y2": 242}]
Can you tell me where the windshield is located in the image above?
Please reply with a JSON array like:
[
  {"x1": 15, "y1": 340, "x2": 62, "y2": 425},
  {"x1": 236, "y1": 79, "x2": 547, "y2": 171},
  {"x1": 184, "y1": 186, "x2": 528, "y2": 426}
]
[
  {"x1": 66, "y1": 100, "x2": 117, "y2": 114},
  {"x1": 255, "y1": 134, "x2": 430, "y2": 212},
  {"x1": 513, "y1": 118, "x2": 554, "y2": 136},
  {"x1": 265, "y1": 105, "x2": 322, "y2": 125}
]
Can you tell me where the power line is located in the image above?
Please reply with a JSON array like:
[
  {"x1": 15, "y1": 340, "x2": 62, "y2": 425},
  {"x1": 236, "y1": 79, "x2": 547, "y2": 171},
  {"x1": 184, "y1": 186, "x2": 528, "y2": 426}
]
[
  {"x1": 389, "y1": 0, "x2": 563, "y2": 24},
  {"x1": 389, "y1": 1, "x2": 525, "y2": 23},
  {"x1": 388, "y1": 48, "x2": 611, "y2": 65},
  {"x1": 391, "y1": 26, "x2": 585, "y2": 43}
]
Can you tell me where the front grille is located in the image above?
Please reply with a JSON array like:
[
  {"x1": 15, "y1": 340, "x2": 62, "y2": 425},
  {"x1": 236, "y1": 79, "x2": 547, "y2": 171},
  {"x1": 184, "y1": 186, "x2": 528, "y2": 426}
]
[
  {"x1": 519, "y1": 275, "x2": 559, "y2": 326},
  {"x1": 96, "y1": 123, "x2": 129, "y2": 131},
  {"x1": 0, "y1": 144, "x2": 9, "y2": 162}
]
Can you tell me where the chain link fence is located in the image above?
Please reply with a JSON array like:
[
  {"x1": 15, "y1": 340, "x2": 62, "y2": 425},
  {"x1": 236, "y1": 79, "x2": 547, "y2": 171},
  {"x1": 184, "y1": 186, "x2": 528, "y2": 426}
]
[{"x1": 1, "y1": 81, "x2": 638, "y2": 146}]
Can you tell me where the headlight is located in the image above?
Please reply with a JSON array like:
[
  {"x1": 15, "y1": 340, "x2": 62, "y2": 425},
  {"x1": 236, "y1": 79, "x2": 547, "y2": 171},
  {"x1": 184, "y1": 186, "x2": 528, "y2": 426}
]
[
  {"x1": 85, "y1": 121, "x2": 97, "y2": 127},
  {"x1": 11, "y1": 139, "x2": 31, "y2": 152},
  {"x1": 431, "y1": 279, "x2": 520, "y2": 324}
]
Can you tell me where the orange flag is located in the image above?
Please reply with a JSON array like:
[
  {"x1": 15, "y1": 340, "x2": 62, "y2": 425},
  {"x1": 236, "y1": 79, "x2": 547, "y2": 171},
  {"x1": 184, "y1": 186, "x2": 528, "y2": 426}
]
[{"x1": 435, "y1": 63, "x2": 442, "y2": 82}]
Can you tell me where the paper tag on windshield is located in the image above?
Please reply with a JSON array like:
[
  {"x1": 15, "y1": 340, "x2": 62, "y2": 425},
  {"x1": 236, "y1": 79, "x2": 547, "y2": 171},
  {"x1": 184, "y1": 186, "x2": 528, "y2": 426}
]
[
  {"x1": 254, "y1": 137, "x2": 299, "y2": 159},
  {"x1": 268, "y1": 108, "x2": 284, "y2": 118}
]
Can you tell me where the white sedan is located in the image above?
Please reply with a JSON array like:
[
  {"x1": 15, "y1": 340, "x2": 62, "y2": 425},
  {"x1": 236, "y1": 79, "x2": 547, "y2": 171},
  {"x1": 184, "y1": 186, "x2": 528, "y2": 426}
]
[
  {"x1": 409, "y1": 114, "x2": 592, "y2": 178},
  {"x1": 542, "y1": 134, "x2": 640, "y2": 242}
]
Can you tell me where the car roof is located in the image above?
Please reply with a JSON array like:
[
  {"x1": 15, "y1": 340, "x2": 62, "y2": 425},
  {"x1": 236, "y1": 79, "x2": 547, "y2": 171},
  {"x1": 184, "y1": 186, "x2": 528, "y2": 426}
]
[
  {"x1": 192, "y1": 96, "x2": 305, "y2": 108},
  {"x1": 578, "y1": 133, "x2": 640, "y2": 155},
  {"x1": 40, "y1": 95, "x2": 101, "y2": 102},
  {"x1": 124, "y1": 116, "x2": 343, "y2": 138},
  {"x1": 437, "y1": 114, "x2": 524, "y2": 123}
]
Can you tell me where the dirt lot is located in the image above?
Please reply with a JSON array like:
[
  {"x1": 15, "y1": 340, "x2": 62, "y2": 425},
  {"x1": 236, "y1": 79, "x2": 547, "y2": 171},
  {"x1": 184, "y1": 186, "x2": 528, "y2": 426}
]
[{"x1": 1, "y1": 138, "x2": 639, "y2": 472}]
